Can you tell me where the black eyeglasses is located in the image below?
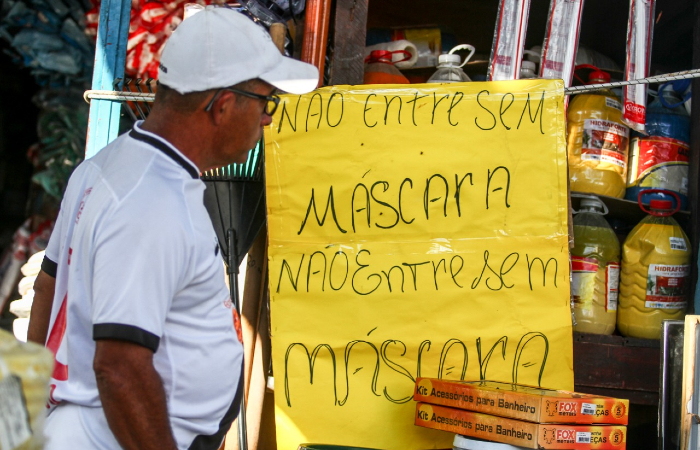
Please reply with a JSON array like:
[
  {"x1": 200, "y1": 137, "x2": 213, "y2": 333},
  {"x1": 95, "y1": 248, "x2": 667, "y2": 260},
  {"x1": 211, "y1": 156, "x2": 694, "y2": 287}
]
[{"x1": 204, "y1": 88, "x2": 280, "y2": 116}]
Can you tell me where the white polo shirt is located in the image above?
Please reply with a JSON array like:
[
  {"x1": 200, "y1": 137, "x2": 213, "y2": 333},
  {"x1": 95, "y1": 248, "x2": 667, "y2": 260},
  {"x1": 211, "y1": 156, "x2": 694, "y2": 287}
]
[{"x1": 42, "y1": 122, "x2": 244, "y2": 450}]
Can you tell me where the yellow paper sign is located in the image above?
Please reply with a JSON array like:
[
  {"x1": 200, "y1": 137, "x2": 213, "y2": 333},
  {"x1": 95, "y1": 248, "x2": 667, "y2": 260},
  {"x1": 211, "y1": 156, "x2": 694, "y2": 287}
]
[{"x1": 264, "y1": 80, "x2": 572, "y2": 450}]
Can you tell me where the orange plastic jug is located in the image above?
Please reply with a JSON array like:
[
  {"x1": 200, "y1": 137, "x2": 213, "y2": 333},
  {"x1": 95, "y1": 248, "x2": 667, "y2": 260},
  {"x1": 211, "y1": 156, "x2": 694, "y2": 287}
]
[{"x1": 363, "y1": 50, "x2": 410, "y2": 85}]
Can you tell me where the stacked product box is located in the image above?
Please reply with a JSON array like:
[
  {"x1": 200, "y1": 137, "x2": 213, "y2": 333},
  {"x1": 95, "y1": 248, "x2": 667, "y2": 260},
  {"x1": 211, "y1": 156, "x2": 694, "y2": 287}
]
[{"x1": 413, "y1": 378, "x2": 629, "y2": 449}]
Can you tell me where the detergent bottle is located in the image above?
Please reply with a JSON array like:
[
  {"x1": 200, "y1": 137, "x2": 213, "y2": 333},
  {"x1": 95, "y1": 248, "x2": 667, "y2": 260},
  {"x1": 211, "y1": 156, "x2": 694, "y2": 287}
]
[
  {"x1": 626, "y1": 82, "x2": 691, "y2": 209},
  {"x1": 567, "y1": 70, "x2": 630, "y2": 198},
  {"x1": 617, "y1": 190, "x2": 691, "y2": 339},
  {"x1": 363, "y1": 50, "x2": 411, "y2": 85},
  {"x1": 571, "y1": 197, "x2": 620, "y2": 335},
  {"x1": 427, "y1": 44, "x2": 475, "y2": 83}
]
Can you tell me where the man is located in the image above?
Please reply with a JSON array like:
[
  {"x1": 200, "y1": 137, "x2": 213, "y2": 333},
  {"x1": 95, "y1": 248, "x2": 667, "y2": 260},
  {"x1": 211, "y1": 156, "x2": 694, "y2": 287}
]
[{"x1": 26, "y1": 6, "x2": 318, "y2": 450}]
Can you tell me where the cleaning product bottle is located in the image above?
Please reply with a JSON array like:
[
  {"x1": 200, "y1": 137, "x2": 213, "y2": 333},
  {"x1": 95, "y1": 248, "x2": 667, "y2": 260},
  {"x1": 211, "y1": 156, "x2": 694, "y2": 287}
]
[
  {"x1": 427, "y1": 44, "x2": 475, "y2": 83},
  {"x1": 567, "y1": 69, "x2": 630, "y2": 198},
  {"x1": 626, "y1": 82, "x2": 691, "y2": 209},
  {"x1": 617, "y1": 190, "x2": 691, "y2": 339},
  {"x1": 363, "y1": 50, "x2": 411, "y2": 85},
  {"x1": 571, "y1": 197, "x2": 620, "y2": 335}
]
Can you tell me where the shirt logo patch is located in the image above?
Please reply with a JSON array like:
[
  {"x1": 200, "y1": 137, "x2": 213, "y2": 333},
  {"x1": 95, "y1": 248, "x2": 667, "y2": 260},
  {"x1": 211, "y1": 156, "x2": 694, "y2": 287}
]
[{"x1": 75, "y1": 187, "x2": 93, "y2": 224}]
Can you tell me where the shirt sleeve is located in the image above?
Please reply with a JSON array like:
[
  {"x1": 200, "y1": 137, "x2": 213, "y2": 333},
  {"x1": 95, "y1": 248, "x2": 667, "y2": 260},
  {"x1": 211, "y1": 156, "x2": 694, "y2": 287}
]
[
  {"x1": 90, "y1": 199, "x2": 191, "y2": 352},
  {"x1": 42, "y1": 200, "x2": 67, "y2": 278}
]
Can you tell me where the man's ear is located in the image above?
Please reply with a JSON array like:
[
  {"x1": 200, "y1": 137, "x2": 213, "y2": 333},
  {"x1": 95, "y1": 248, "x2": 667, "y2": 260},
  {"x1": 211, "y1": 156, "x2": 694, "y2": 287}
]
[{"x1": 209, "y1": 90, "x2": 236, "y2": 125}]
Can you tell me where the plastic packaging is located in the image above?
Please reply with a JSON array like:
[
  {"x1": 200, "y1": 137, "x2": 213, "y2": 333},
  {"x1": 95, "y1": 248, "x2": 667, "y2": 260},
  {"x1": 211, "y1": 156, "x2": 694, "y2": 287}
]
[
  {"x1": 488, "y1": 0, "x2": 532, "y2": 80},
  {"x1": 365, "y1": 27, "x2": 457, "y2": 69},
  {"x1": 571, "y1": 197, "x2": 620, "y2": 335},
  {"x1": 539, "y1": 0, "x2": 585, "y2": 86},
  {"x1": 665, "y1": 79, "x2": 692, "y2": 116},
  {"x1": 626, "y1": 84, "x2": 691, "y2": 209},
  {"x1": 618, "y1": 192, "x2": 690, "y2": 339},
  {"x1": 427, "y1": 44, "x2": 475, "y2": 83},
  {"x1": 0, "y1": 328, "x2": 55, "y2": 450},
  {"x1": 365, "y1": 40, "x2": 418, "y2": 69},
  {"x1": 567, "y1": 70, "x2": 630, "y2": 198},
  {"x1": 622, "y1": 0, "x2": 656, "y2": 133},
  {"x1": 363, "y1": 50, "x2": 410, "y2": 85}
]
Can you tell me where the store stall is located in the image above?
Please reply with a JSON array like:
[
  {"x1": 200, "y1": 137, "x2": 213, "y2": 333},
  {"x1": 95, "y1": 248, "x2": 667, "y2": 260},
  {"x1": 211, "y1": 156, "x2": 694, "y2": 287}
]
[{"x1": 2, "y1": 0, "x2": 700, "y2": 449}]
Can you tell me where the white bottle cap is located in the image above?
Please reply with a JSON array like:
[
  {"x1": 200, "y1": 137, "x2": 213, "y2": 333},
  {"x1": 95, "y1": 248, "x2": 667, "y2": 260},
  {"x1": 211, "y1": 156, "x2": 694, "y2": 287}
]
[
  {"x1": 438, "y1": 53, "x2": 462, "y2": 66},
  {"x1": 521, "y1": 60, "x2": 536, "y2": 72}
]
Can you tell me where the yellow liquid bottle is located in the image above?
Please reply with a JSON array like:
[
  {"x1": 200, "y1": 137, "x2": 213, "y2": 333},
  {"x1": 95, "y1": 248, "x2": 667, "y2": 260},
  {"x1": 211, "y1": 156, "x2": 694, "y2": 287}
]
[
  {"x1": 567, "y1": 70, "x2": 630, "y2": 198},
  {"x1": 617, "y1": 199, "x2": 691, "y2": 339},
  {"x1": 571, "y1": 198, "x2": 620, "y2": 334}
]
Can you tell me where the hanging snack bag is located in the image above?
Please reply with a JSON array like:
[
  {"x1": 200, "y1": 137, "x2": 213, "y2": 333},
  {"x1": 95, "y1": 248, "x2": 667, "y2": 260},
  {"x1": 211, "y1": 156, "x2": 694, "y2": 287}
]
[
  {"x1": 488, "y1": 0, "x2": 532, "y2": 81},
  {"x1": 622, "y1": 0, "x2": 656, "y2": 133},
  {"x1": 539, "y1": 0, "x2": 585, "y2": 86}
]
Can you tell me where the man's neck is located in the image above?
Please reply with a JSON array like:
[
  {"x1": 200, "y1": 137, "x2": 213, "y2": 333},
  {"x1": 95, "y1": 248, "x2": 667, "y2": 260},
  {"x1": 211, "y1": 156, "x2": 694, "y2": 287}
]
[{"x1": 139, "y1": 111, "x2": 212, "y2": 172}]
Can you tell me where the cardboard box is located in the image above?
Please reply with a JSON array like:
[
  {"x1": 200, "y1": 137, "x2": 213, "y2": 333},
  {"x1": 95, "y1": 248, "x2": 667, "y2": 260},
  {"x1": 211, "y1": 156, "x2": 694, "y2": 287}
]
[
  {"x1": 415, "y1": 402, "x2": 627, "y2": 449},
  {"x1": 414, "y1": 378, "x2": 629, "y2": 425}
]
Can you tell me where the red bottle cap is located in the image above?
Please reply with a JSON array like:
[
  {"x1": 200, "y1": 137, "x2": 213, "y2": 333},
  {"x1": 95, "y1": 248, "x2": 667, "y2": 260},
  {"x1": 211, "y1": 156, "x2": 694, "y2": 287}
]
[
  {"x1": 650, "y1": 199, "x2": 673, "y2": 210},
  {"x1": 366, "y1": 50, "x2": 394, "y2": 64},
  {"x1": 588, "y1": 70, "x2": 610, "y2": 84}
]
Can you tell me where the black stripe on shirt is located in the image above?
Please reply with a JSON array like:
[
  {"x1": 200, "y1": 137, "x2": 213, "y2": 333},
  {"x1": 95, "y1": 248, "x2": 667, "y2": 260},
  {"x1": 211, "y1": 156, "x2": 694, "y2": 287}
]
[
  {"x1": 93, "y1": 323, "x2": 160, "y2": 352},
  {"x1": 41, "y1": 256, "x2": 58, "y2": 278},
  {"x1": 129, "y1": 128, "x2": 199, "y2": 179},
  {"x1": 188, "y1": 364, "x2": 244, "y2": 450}
]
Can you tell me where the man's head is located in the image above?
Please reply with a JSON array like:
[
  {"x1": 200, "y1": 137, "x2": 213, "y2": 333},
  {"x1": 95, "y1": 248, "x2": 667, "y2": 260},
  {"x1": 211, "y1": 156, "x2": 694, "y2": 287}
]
[
  {"x1": 158, "y1": 6, "x2": 318, "y2": 95},
  {"x1": 145, "y1": 6, "x2": 318, "y2": 171}
]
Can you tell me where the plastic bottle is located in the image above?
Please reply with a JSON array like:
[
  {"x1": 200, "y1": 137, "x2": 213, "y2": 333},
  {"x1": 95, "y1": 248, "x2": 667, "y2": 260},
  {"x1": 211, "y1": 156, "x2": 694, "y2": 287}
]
[
  {"x1": 363, "y1": 50, "x2": 410, "y2": 85},
  {"x1": 567, "y1": 69, "x2": 630, "y2": 198},
  {"x1": 617, "y1": 193, "x2": 691, "y2": 339},
  {"x1": 571, "y1": 197, "x2": 620, "y2": 335},
  {"x1": 427, "y1": 44, "x2": 475, "y2": 83},
  {"x1": 519, "y1": 60, "x2": 536, "y2": 79},
  {"x1": 625, "y1": 83, "x2": 691, "y2": 209}
]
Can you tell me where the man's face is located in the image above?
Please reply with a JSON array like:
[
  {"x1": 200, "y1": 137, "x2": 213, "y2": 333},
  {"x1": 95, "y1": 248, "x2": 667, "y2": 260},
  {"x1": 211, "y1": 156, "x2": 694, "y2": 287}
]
[{"x1": 218, "y1": 81, "x2": 275, "y2": 166}]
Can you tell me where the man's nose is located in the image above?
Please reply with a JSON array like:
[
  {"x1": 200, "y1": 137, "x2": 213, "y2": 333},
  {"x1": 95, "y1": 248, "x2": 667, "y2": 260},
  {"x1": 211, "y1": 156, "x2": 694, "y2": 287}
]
[{"x1": 261, "y1": 114, "x2": 273, "y2": 126}]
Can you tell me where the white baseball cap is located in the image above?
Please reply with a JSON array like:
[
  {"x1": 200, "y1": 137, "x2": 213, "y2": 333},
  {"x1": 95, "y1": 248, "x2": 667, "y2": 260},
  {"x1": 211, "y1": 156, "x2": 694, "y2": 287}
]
[{"x1": 158, "y1": 6, "x2": 319, "y2": 95}]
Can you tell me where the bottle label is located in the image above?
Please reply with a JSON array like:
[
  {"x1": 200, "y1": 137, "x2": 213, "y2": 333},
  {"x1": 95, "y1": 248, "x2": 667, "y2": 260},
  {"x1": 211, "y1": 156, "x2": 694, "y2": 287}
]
[
  {"x1": 581, "y1": 119, "x2": 629, "y2": 168},
  {"x1": 606, "y1": 97, "x2": 623, "y2": 111},
  {"x1": 645, "y1": 264, "x2": 690, "y2": 309},
  {"x1": 606, "y1": 262, "x2": 620, "y2": 311},
  {"x1": 626, "y1": 137, "x2": 689, "y2": 194},
  {"x1": 670, "y1": 237, "x2": 688, "y2": 251},
  {"x1": 571, "y1": 256, "x2": 597, "y2": 312}
]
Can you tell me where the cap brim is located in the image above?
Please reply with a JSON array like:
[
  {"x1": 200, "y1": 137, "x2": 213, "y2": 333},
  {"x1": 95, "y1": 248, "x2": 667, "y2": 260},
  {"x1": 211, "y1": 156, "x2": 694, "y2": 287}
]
[{"x1": 260, "y1": 57, "x2": 319, "y2": 94}]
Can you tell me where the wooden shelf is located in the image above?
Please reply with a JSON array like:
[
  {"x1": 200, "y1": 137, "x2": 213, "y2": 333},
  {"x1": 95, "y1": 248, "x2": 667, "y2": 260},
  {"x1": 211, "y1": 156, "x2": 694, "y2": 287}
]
[
  {"x1": 571, "y1": 191, "x2": 691, "y2": 236},
  {"x1": 573, "y1": 332, "x2": 660, "y2": 406}
]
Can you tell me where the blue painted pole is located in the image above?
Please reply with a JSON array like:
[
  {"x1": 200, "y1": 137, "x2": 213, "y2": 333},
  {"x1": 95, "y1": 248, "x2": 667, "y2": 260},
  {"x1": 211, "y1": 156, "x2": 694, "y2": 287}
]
[{"x1": 85, "y1": 0, "x2": 131, "y2": 158}]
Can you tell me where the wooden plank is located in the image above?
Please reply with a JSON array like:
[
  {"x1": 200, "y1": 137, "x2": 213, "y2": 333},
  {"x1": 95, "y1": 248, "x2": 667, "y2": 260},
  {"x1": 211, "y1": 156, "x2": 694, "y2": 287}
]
[
  {"x1": 329, "y1": 0, "x2": 369, "y2": 85},
  {"x1": 690, "y1": 0, "x2": 700, "y2": 313},
  {"x1": 680, "y1": 316, "x2": 700, "y2": 450},
  {"x1": 573, "y1": 332, "x2": 660, "y2": 404},
  {"x1": 571, "y1": 385, "x2": 658, "y2": 406}
]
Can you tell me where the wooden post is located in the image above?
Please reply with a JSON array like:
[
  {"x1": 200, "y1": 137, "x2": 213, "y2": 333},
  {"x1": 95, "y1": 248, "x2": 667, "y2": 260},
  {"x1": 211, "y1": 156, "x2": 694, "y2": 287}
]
[
  {"x1": 329, "y1": 0, "x2": 369, "y2": 85},
  {"x1": 690, "y1": 0, "x2": 700, "y2": 313},
  {"x1": 301, "y1": 0, "x2": 333, "y2": 86}
]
